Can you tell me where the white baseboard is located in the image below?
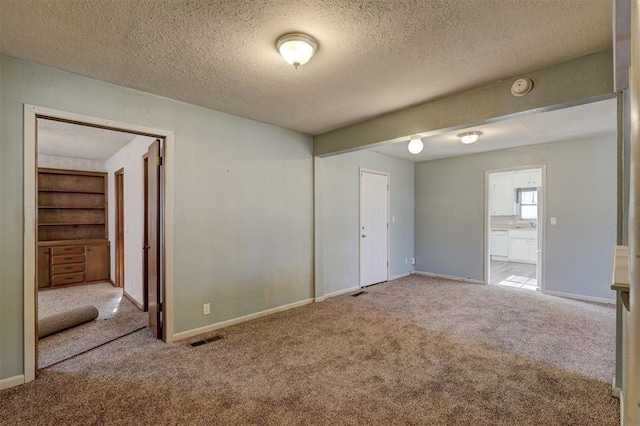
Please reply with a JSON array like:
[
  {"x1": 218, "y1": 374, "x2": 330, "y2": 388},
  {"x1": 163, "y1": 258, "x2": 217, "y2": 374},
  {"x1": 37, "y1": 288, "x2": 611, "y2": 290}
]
[
  {"x1": 172, "y1": 298, "x2": 314, "y2": 341},
  {"x1": 544, "y1": 290, "x2": 615, "y2": 305},
  {"x1": 315, "y1": 286, "x2": 360, "y2": 302},
  {"x1": 389, "y1": 272, "x2": 411, "y2": 281},
  {"x1": 612, "y1": 376, "x2": 621, "y2": 399},
  {"x1": 0, "y1": 374, "x2": 25, "y2": 391},
  {"x1": 316, "y1": 273, "x2": 411, "y2": 302},
  {"x1": 412, "y1": 270, "x2": 485, "y2": 285}
]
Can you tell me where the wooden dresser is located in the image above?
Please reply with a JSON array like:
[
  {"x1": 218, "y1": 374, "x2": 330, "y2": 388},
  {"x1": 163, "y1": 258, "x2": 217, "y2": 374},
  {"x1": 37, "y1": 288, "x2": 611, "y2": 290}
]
[{"x1": 37, "y1": 168, "x2": 111, "y2": 290}]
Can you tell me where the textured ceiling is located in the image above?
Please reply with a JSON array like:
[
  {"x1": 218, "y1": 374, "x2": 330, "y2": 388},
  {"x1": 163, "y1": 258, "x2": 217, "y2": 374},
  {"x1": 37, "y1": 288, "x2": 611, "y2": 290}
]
[
  {"x1": 370, "y1": 99, "x2": 617, "y2": 162},
  {"x1": 38, "y1": 119, "x2": 138, "y2": 160},
  {"x1": 1, "y1": 0, "x2": 611, "y2": 135}
]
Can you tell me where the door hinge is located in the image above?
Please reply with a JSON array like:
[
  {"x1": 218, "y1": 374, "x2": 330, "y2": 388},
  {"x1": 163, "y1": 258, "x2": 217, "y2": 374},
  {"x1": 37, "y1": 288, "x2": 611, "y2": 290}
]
[
  {"x1": 387, "y1": 223, "x2": 389, "y2": 229},
  {"x1": 157, "y1": 156, "x2": 163, "y2": 166},
  {"x1": 158, "y1": 302, "x2": 163, "y2": 312}
]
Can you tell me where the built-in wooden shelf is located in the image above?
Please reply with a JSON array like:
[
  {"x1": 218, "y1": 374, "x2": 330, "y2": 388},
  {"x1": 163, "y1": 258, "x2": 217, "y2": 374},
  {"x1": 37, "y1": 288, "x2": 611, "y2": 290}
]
[
  {"x1": 38, "y1": 206, "x2": 105, "y2": 209},
  {"x1": 37, "y1": 168, "x2": 110, "y2": 289},
  {"x1": 38, "y1": 189, "x2": 105, "y2": 194},
  {"x1": 38, "y1": 223, "x2": 105, "y2": 226}
]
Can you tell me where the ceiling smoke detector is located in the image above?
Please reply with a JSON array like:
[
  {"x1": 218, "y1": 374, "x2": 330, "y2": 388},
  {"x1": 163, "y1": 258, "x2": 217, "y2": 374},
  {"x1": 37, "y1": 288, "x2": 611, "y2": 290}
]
[{"x1": 511, "y1": 78, "x2": 534, "y2": 97}]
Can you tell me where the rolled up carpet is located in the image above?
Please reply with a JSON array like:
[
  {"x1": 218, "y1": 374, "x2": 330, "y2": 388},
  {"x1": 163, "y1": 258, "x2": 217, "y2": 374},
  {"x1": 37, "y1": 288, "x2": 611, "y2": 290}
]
[{"x1": 38, "y1": 305, "x2": 99, "y2": 338}]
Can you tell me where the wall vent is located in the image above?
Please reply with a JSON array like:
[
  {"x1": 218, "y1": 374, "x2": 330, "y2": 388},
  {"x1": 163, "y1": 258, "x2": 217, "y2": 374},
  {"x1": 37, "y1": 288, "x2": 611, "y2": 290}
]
[{"x1": 190, "y1": 335, "x2": 223, "y2": 347}]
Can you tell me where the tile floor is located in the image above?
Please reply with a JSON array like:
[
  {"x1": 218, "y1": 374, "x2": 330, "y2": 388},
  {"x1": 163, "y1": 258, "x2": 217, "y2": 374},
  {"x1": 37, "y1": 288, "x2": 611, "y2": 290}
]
[{"x1": 490, "y1": 260, "x2": 538, "y2": 290}]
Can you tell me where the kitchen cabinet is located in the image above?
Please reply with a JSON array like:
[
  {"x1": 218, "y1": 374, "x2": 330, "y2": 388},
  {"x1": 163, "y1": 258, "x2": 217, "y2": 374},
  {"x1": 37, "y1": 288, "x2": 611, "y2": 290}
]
[
  {"x1": 490, "y1": 173, "x2": 515, "y2": 216},
  {"x1": 512, "y1": 170, "x2": 541, "y2": 188},
  {"x1": 508, "y1": 229, "x2": 537, "y2": 263}
]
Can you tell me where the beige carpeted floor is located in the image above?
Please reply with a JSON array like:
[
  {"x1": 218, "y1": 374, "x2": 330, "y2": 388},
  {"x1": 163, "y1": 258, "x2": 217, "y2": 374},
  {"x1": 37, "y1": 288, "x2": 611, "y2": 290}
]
[
  {"x1": 38, "y1": 282, "x2": 147, "y2": 368},
  {"x1": 2, "y1": 275, "x2": 618, "y2": 425}
]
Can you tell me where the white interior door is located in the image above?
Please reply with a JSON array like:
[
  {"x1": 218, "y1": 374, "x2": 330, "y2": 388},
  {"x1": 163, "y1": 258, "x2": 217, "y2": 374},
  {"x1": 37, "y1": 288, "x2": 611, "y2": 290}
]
[{"x1": 360, "y1": 171, "x2": 389, "y2": 287}]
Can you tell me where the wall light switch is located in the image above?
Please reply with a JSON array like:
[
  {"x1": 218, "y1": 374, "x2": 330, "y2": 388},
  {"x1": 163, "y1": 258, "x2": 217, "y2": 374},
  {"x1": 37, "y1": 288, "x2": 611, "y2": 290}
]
[
  {"x1": 203, "y1": 303, "x2": 210, "y2": 316},
  {"x1": 550, "y1": 217, "x2": 557, "y2": 225},
  {"x1": 411, "y1": 257, "x2": 416, "y2": 265}
]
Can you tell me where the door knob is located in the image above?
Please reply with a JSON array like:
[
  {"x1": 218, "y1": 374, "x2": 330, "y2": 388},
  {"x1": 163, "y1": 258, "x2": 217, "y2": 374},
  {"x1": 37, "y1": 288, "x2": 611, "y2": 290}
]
[{"x1": 362, "y1": 234, "x2": 366, "y2": 238}]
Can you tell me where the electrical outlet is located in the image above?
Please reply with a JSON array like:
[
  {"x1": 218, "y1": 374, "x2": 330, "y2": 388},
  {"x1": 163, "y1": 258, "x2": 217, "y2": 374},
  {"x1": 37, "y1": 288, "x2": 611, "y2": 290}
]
[
  {"x1": 411, "y1": 257, "x2": 416, "y2": 265},
  {"x1": 203, "y1": 303, "x2": 210, "y2": 316}
]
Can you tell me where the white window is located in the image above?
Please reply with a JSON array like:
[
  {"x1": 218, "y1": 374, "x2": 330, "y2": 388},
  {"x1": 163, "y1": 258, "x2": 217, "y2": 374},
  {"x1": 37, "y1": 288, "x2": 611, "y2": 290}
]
[{"x1": 518, "y1": 188, "x2": 538, "y2": 220}]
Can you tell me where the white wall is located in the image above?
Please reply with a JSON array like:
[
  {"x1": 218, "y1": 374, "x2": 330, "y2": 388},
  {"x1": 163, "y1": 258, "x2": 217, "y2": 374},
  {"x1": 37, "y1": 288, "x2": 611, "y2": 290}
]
[
  {"x1": 316, "y1": 150, "x2": 414, "y2": 297},
  {"x1": 414, "y1": 136, "x2": 617, "y2": 300},
  {"x1": 105, "y1": 135, "x2": 156, "y2": 306},
  {"x1": 37, "y1": 154, "x2": 105, "y2": 172},
  {"x1": 0, "y1": 55, "x2": 313, "y2": 380}
]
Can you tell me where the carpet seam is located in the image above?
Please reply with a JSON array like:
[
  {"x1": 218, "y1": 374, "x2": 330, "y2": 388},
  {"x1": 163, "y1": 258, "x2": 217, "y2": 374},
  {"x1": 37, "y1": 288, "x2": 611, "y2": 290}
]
[{"x1": 41, "y1": 326, "x2": 146, "y2": 370}]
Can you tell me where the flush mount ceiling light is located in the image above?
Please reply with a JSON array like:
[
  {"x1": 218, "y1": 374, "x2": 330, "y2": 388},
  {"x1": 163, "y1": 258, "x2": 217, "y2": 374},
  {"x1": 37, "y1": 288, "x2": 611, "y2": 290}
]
[
  {"x1": 458, "y1": 131, "x2": 482, "y2": 145},
  {"x1": 277, "y1": 33, "x2": 318, "y2": 69},
  {"x1": 408, "y1": 135, "x2": 424, "y2": 154}
]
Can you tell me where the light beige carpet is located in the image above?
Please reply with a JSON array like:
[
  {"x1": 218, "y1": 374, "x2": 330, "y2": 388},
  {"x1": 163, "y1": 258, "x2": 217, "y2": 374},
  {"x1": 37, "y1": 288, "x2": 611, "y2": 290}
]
[
  {"x1": 2, "y1": 275, "x2": 618, "y2": 425},
  {"x1": 38, "y1": 282, "x2": 147, "y2": 368}
]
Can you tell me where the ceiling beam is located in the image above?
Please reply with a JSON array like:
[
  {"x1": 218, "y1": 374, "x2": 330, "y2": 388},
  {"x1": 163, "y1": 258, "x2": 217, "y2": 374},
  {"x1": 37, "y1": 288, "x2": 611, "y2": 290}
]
[{"x1": 313, "y1": 50, "x2": 614, "y2": 157}]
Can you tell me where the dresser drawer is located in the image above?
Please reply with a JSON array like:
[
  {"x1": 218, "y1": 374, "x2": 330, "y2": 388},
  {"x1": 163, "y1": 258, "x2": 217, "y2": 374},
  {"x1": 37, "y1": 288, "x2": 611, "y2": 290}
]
[
  {"x1": 52, "y1": 272, "x2": 84, "y2": 286},
  {"x1": 51, "y1": 254, "x2": 85, "y2": 265},
  {"x1": 51, "y1": 246, "x2": 84, "y2": 256},
  {"x1": 52, "y1": 263, "x2": 85, "y2": 275}
]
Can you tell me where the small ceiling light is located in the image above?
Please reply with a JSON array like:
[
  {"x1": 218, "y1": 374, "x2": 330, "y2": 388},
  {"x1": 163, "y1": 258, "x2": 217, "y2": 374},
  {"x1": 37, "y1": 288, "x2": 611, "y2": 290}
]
[
  {"x1": 458, "y1": 131, "x2": 482, "y2": 144},
  {"x1": 277, "y1": 33, "x2": 318, "y2": 69},
  {"x1": 408, "y1": 135, "x2": 424, "y2": 154}
]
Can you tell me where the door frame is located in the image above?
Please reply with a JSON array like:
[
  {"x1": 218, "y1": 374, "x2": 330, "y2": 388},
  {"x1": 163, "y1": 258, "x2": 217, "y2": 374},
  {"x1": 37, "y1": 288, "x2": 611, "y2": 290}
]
[
  {"x1": 483, "y1": 164, "x2": 546, "y2": 292},
  {"x1": 358, "y1": 168, "x2": 390, "y2": 288},
  {"x1": 23, "y1": 104, "x2": 176, "y2": 384},
  {"x1": 142, "y1": 153, "x2": 149, "y2": 312},
  {"x1": 114, "y1": 167, "x2": 125, "y2": 288}
]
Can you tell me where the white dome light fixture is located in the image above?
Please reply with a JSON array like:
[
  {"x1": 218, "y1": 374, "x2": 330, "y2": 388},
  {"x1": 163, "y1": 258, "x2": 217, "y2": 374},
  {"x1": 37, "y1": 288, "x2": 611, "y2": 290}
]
[
  {"x1": 277, "y1": 33, "x2": 318, "y2": 69},
  {"x1": 408, "y1": 135, "x2": 424, "y2": 154},
  {"x1": 458, "y1": 131, "x2": 482, "y2": 145}
]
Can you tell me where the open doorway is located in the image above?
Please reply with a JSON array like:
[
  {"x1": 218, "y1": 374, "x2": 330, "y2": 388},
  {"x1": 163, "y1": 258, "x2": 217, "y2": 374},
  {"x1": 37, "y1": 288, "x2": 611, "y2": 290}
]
[
  {"x1": 487, "y1": 167, "x2": 544, "y2": 291},
  {"x1": 31, "y1": 114, "x2": 167, "y2": 371}
]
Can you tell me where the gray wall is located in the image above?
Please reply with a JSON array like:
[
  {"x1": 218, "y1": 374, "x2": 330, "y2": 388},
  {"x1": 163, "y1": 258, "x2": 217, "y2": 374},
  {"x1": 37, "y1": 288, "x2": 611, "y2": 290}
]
[
  {"x1": 317, "y1": 150, "x2": 414, "y2": 296},
  {"x1": 415, "y1": 136, "x2": 617, "y2": 300},
  {"x1": 0, "y1": 55, "x2": 313, "y2": 380}
]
